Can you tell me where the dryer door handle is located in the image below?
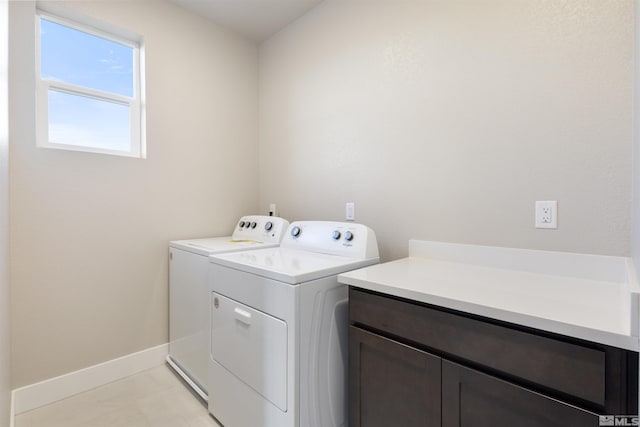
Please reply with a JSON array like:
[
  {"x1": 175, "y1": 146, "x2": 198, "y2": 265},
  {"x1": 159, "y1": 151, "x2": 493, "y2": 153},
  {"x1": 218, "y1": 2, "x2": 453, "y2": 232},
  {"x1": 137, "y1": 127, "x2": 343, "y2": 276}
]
[{"x1": 234, "y1": 307, "x2": 252, "y2": 325}]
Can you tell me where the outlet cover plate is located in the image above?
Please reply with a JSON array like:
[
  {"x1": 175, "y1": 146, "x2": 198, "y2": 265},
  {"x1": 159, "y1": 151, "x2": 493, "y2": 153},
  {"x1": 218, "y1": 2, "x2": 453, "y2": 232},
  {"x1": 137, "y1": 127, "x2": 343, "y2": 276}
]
[{"x1": 535, "y1": 200, "x2": 557, "y2": 229}]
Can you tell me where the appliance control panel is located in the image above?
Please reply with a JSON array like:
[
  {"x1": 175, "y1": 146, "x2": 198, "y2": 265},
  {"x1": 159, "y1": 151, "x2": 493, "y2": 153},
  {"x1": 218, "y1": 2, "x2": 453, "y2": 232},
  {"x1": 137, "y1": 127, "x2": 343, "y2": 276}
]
[
  {"x1": 232, "y1": 216, "x2": 290, "y2": 243},
  {"x1": 282, "y1": 221, "x2": 379, "y2": 260}
]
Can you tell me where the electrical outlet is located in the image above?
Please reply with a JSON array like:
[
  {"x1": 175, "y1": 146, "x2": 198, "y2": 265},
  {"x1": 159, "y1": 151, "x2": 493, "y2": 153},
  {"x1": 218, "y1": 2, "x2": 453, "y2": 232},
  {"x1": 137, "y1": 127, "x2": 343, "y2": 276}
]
[
  {"x1": 535, "y1": 201, "x2": 557, "y2": 229},
  {"x1": 346, "y1": 202, "x2": 355, "y2": 221}
]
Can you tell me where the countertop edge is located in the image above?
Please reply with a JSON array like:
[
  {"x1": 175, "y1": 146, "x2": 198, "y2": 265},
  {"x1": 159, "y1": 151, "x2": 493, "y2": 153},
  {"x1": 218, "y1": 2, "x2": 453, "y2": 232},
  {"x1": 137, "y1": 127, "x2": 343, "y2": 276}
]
[{"x1": 339, "y1": 274, "x2": 640, "y2": 352}]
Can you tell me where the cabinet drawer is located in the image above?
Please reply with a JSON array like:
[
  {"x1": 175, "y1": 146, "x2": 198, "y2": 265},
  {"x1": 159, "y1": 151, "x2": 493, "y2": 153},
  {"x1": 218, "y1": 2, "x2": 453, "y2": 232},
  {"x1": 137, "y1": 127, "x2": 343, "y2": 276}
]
[{"x1": 349, "y1": 288, "x2": 606, "y2": 408}]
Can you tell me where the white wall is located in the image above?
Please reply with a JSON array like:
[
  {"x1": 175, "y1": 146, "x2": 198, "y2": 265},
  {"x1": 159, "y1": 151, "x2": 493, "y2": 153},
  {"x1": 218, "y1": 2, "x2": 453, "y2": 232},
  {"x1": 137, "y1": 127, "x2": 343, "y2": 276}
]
[
  {"x1": 6, "y1": 0, "x2": 636, "y2": 394},
  {"x1": 633, "y1": 1, "x2": 640, "y2": 277},
  {"x1": 259, "y1": 0, "x2": 634, "y2": 261},
  {"x1": 9, "y1": 0, "x2": 259, "y2": 388},
  {"x1": 0, "y1": 0, "x2": 10, "y2": 422}
]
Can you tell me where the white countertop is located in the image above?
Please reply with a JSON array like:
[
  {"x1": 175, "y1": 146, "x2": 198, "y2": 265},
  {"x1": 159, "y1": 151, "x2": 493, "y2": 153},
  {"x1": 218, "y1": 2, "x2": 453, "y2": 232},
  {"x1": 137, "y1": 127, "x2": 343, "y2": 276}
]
[{"x1": 338, "y1": 240, "x2": 640, "y2": 351}]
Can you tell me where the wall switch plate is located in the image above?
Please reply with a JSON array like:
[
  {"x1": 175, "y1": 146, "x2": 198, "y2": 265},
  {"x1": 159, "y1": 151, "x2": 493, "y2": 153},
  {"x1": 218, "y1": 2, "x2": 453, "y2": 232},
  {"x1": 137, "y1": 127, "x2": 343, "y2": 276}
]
[
  {"x1": 535, "y1": 200, "x2": 557, "y2": 229},
  {"x1": 346, "y1": 202, "x2": 355, "y2": 221}
]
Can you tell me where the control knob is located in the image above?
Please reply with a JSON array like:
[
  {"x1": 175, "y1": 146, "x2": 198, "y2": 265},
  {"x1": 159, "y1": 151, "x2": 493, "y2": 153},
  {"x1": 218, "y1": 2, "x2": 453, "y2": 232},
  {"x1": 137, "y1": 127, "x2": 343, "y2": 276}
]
[
  {"x1": 344, "y1": 231, "x2": 354, "y2": 241},
  {"x1": 265, "y1": 221, "x2": 273, "y2": 231},
  {"x1": 332, "y1": 230, "x2": 341, "y2": 240},
  {"x1": 291, "y1": 226, "x2": 301, "y2": 237},
  {"x1": 239, "y1": 221, "x2": 245, "y2": 228},
  {"x1": 251, "y1": 222, "x2": 257, "y2": 229}
]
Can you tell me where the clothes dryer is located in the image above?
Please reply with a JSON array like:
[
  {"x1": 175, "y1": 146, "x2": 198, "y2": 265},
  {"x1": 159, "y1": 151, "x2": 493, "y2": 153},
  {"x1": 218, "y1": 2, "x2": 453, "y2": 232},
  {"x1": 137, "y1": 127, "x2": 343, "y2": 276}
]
[
  {"x1": 208, "y1": 221, "x2": 379, "y2": 427},
  {"x1": 168, "y1": 215, "x2": 289, "y2": 400}
]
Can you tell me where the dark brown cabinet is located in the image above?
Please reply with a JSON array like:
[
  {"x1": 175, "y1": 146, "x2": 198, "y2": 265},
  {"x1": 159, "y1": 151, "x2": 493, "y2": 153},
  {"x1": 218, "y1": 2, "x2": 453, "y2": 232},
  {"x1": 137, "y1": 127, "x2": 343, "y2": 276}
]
[
  {"x1": 442, "y1": 360, "x2": 597, "y2": 427},
  {"x1": 349, "y1": 287, "x2": 638, "y2": 427},
  {"x1": 349, "y1": 326, "x2": 441, "y2": 427}
]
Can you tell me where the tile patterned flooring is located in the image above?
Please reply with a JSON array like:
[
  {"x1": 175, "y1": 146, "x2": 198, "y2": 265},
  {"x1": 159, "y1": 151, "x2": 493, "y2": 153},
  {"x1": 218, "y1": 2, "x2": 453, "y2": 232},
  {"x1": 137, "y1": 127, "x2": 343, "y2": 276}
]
[{"x1": 14, "y1": 365, "x2": 220, "y2": 427}]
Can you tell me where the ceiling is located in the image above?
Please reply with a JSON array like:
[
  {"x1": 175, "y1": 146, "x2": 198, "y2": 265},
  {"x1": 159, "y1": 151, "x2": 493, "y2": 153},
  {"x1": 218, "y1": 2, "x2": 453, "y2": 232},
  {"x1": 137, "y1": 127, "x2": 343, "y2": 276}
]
[{"x1": 168, "y1": 0, "x2": 323, "y2": 42}]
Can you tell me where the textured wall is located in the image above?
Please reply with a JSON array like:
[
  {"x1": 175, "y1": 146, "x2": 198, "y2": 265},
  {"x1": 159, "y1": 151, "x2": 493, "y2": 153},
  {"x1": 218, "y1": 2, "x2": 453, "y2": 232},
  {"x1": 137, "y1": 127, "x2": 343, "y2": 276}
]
[
  {"x1": 7, "y1": 0, "x2": 637, "y2": 392},
  {"x1": 9, "y1": 0, "x2": 258, "y2": 387},
  {"x1": 633, "y1": 1, "x2": 640, "y2": 278},
  {"x1": 0, "y1": 0, "x2": 10, "y2": 422},
  {"x1": 259, "y1": 0, "x2": 633, "y2": 261}
]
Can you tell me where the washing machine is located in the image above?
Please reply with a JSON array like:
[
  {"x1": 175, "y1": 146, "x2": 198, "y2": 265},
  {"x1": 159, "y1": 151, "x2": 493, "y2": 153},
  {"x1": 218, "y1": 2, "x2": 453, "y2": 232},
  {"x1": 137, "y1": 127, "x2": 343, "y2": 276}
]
[
  {"x1": 167, "y1": 215, "x2": 289, "y2": 400},
  {"x1": 207, "y1": 221, "x2": 379, "y2": 427}
]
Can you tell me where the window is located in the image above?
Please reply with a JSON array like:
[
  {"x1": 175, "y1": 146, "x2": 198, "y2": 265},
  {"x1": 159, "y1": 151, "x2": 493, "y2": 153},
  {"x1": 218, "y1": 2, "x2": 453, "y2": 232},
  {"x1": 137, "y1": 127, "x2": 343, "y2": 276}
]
[{"x1": 35, "y1": 9, "x2": 145, "y2": 158}]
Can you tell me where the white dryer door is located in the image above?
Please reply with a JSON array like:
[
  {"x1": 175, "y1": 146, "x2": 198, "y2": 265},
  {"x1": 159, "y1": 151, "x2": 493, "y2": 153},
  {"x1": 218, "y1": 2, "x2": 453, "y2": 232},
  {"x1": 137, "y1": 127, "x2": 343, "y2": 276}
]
[{"x1": 211, "y1": 292, "x2": 288, "y2": 412}]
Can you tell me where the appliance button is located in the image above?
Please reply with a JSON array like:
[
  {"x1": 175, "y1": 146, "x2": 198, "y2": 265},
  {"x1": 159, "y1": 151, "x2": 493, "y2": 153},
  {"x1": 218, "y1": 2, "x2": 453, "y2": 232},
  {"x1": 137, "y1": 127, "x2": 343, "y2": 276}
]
[
  {"x1": 332, "y1": 230, "x2": 341, "y2": 240},
  {"x1": 344, "y1": 231, "x2": 354, "y2": 241},
  {"x1": 265, "y1": 221, "x2": 273, "y2": 231},
  {"x1": 251, "y1": 222, "x2": 257, "y2": 229},
  {"x1": 239, "y1": 221, "x2": 245, "y2": 227},
  {"x1": 291, "y1": 226, "x2": 301, "y2": 237}
]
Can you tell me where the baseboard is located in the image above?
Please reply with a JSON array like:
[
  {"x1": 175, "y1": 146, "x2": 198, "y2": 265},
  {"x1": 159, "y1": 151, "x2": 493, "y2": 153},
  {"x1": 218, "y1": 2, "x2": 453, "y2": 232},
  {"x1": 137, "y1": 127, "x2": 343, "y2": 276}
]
[
  {"x1": 13, "y1": 343, "x2": 168, "y2": 415},
  {"x1": 9, "y1": 389, "x2": 14, "y2": 427}
]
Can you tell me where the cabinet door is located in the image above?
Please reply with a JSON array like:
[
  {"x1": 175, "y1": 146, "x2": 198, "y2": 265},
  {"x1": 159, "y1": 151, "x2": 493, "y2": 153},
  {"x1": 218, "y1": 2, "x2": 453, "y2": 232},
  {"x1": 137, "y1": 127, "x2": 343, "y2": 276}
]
[
  {"x1": 442, "y1": 361, "x2": 599, "y2": 427},
  {"x1": 349, "y1": 326, "x2": 441, "y2": 427}
]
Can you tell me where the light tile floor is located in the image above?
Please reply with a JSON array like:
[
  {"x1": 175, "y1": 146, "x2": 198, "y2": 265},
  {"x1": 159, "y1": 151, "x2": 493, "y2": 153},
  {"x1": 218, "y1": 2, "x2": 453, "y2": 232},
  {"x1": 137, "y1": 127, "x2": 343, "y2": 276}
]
[{"x1": 14, "y1": 365, "x2": 220, "y2": 427}]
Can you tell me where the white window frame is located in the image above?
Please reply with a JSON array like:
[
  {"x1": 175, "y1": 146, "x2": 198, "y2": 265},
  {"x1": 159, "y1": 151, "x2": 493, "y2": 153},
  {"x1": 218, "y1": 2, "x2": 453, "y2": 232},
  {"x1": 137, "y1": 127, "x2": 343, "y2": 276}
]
[{"x1": 35, "y1": 6, "x2": 146, "y2": 158}]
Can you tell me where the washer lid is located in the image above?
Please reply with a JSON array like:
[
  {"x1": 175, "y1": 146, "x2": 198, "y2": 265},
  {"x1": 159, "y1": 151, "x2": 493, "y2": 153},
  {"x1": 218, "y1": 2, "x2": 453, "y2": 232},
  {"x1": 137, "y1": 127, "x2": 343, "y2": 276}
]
[
  {"x1": 209, "y1": 247, "x2": 380, "y2": 284},
  {"x1": 170, "y1": 236, "x2": 278, "y2": 256}
]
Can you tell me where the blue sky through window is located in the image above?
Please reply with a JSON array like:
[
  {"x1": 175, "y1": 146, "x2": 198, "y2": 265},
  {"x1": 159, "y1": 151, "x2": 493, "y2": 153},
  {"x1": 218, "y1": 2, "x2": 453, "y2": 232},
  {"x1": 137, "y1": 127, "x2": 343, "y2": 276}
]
[
  {"x1": 40, "y1": 17, "x2": 136, "y2": 153},
  {"x1": 41, "y1": 18, "x2": 134, "y2": 96},
  {"x1": 48, "y1": 90, "x2": 130, "y2": 151}
]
